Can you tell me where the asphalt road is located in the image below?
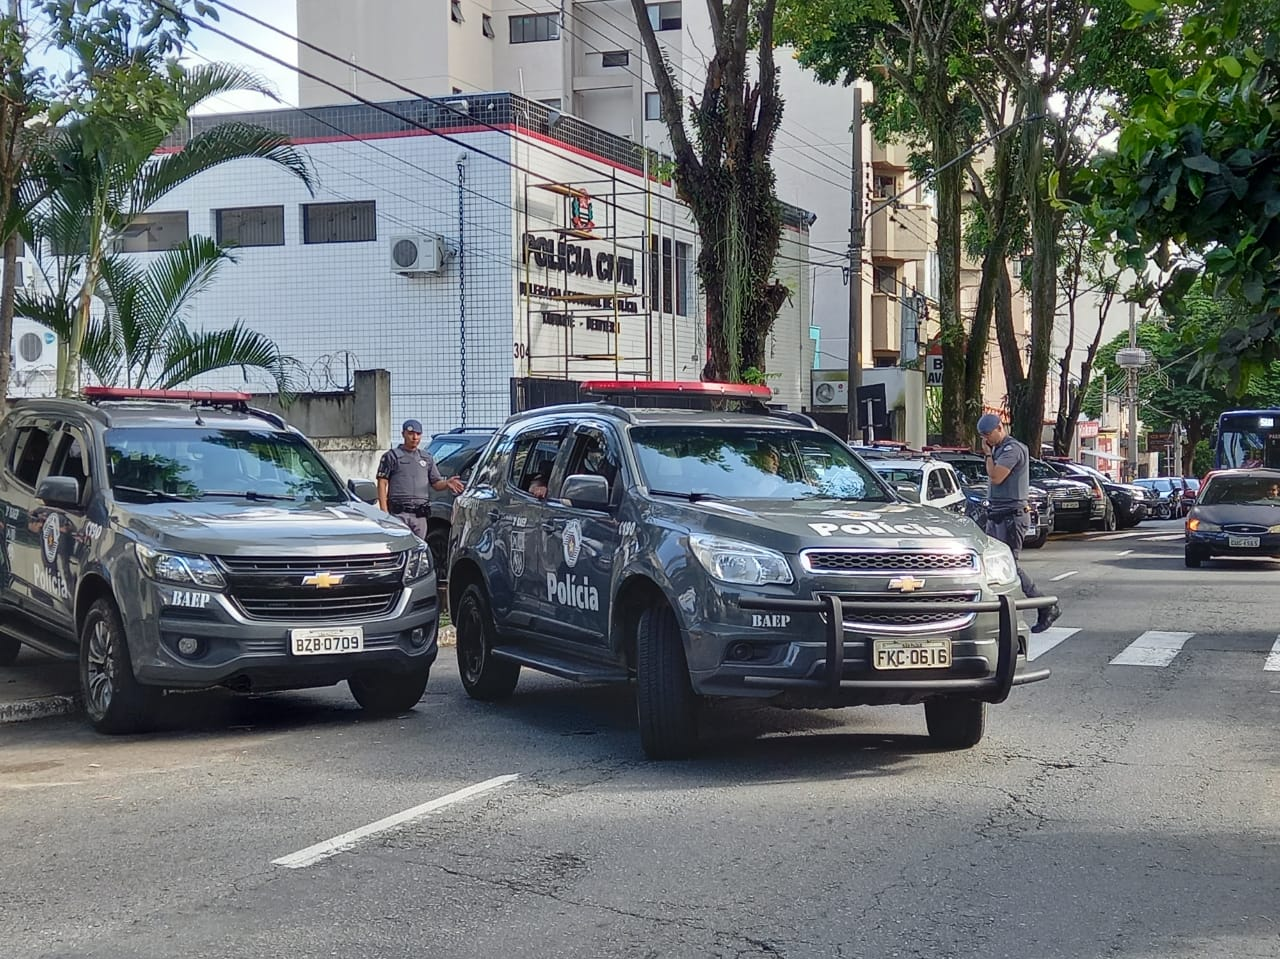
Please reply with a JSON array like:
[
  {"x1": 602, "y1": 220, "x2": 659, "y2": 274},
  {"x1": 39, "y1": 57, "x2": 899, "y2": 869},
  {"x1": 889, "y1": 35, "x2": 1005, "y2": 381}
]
[{"x1": 2, "y1": 518, "x2": 1278, "y2": 959}]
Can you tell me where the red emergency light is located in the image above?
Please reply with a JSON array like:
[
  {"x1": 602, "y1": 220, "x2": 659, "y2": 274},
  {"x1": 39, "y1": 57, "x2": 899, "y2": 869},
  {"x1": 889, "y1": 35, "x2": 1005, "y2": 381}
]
[
  {"x1": 83, "y1": 386, "x2": 253, "y2": 403},
  {"x1": 579, "y1": 380, "x2": 773, "y2": 400}
]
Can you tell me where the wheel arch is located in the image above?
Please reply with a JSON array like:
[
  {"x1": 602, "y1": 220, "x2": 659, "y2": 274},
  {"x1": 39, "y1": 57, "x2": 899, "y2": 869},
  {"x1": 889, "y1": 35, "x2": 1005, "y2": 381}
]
[
  {"x1": 611, "y1": 573, "x2": 669, "y2": 673},
  {"x1": 75, "y1": 570, "x2": 118, "y2": 637}
]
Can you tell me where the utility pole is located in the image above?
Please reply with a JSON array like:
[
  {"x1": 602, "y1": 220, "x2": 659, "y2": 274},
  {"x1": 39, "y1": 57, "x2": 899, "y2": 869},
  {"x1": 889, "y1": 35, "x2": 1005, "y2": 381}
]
[
  {"x1": 1127, "y1": 300, "x2": 1139, "y2": 482},
  {"x1": 845, "y1": 86, "x2": 863, "y2": 443}
]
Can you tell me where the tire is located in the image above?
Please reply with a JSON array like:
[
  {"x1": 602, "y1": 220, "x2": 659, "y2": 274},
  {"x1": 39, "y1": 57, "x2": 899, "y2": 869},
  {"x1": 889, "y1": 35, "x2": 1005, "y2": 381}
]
[
  {"x1": 455, "y1": 583, "x2": 520, "y2": 701},
  {"x1": 1155, "y1": 503, "x2": 1171, "y2": 520},
  {"x1": 635, "y1": 602, "x2": 700, "y2": 760},
  {"x1": 1184, "y1": 547, "x2": 1202, "y2": 569},
  {"x1": 1102, "y1": 508, "x2": 1117, "y2": 532},
  {"x1": 1023, "y1": 529, "x2": 1046, "y2": 550},
  {"x1": 80, "y1": 598, "x2": 157, "y2": 735},
  {"x1": 0, "y1": 633, "x2": 20, "y2": 666},
  {"x1": 924, "y1": 697, "x2": 986, "y2": 749},
  {"x1": 427, "y1": 525, "x2": 450, "y2": 583},
  {"x1": 349, "y1": 666, "x2": 431, "y2": 714}
]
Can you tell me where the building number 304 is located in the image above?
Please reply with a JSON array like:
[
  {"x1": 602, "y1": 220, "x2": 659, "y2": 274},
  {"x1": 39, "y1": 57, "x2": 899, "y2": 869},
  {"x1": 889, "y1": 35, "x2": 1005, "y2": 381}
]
[{"x1": 514, "y1": 342, "x2": 529, "y2": 359}]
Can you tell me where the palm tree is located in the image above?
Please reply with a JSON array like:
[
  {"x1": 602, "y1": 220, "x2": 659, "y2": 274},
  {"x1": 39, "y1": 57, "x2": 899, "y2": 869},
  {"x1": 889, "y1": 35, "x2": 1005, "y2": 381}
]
[
  {"x1": 25, "y1": 58, "x2": 315, "y2": 394},
  {"x1": 17, "y1": 235, "x2": 299, "y2": 394}
]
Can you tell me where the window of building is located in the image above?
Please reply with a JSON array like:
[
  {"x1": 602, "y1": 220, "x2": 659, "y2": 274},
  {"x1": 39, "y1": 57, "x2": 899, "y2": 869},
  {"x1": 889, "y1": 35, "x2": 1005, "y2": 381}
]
[
  {"x1": 540, "y1": 98, "x2": 562, "y2": 111},
  {"x1": 647, "y1": 2, "x2": 682, "y2": 30},
  {"x1": 602, "y1": 50, "x2": 630, "y2": 68},
  {"x1": 452, "y1": 86, "x2": 463, "y2": 94},
  {"x1": 215, "y1": 206, "x2": 285, "y2": 248},
  {"x1": 116, "y1": 211, "x2": 189, "y2": 253},
  {"x1": 873, "y1": 263, "x2": 898, "y2": 296},
  {"x1": 450, "y1": 0, "x2": 464, "y2": 23},
  {"x1": 873, "y1": 355, "x2": 898, "y2": 368},
  {"x1": 873, "y1": 174, "x2": 899, "y2": 198},
  {"x1": 302, "y1": 201, "x2": 377, "y2": 245},
  {"x1": 482, "y1": 13, "x2": 495, "y2": 38},
  {"x1": 644, "y1": 91, "x2": 661, "y2": 120},
  {"x1": 510, "y1": 13, "x2": 559, "y2": 43},
  {"x1": 650, "y1": 236, "x2": 692, "y2": 317}
]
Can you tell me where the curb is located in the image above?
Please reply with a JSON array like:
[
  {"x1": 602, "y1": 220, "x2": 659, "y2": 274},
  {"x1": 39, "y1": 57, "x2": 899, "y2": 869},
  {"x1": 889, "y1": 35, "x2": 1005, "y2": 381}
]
[{"x1": 0, "y1": 693, "x2": 79, "y2": 725}]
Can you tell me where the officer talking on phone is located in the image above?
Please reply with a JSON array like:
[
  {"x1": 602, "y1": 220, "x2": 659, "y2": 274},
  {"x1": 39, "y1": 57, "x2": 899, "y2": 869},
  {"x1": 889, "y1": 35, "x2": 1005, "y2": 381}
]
[
  {"x1": 978, "y1": 413, "x2": 1061, "y2": 634},
  {"x1": 376, "y1": 419, "x2": 464, "y2": 540}
]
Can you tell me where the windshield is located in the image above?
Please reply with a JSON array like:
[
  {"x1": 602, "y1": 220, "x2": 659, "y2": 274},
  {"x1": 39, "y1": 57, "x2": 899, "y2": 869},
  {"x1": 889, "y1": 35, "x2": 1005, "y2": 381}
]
[
  {"x1": 944, "y1": 458, "x2": 986, "y2": 484},
  {"x1": 1217, "y1": 415, "x2": 1280, "y2": 469},
  {"x1": 630, "y1": 427, "x2": 891, "y2": 502},
  {"x1": 1029, "y1": 460, "x2": 1062, "y2": 482},
  {"x1": 104, "y1": 427, "x2": 346, "y2": 503},
  {"x1": 1200, "y1": 475, "x2": 1280, "y2": 506},
  {"x1": 871, "y1": 466, "x2": 923, "y2": 488}
]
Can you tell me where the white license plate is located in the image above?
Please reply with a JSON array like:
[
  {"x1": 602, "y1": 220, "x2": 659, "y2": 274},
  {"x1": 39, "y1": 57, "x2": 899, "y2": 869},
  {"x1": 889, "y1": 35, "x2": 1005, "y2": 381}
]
[
  {"x1": 290, "y1": 627, "x2": 365, "y2": 656},
  {"x1": 1229, "y1": 535, "x2": 1261, "y2": 548},
  {"x1": 1058, "y1": 501, "x2": 1083, "y2": 509},
  {"x1": 872, "y1": 638, "x2": 952, "y2": 670}
]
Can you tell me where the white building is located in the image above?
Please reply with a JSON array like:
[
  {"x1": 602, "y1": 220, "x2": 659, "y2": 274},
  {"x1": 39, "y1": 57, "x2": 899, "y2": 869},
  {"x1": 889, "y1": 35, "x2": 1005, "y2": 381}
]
[
  {"x1": 293, "y1": 0, "x2": 936, "y2": 410},
  {"x1": 89, "y1": 95, "x2": 812, "y2": 439}
]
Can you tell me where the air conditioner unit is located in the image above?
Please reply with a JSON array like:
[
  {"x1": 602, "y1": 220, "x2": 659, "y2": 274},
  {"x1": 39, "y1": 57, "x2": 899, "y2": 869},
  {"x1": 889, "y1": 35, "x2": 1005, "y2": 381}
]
[
  {"x1": 811, "y1": 373, "x2": 849, "y2": 408},
  {"x1": 10, "y1": 319, "x2": 54, "y2": 371},
  {"x1": 389, "y1": 234, "x2": 445, "y2": 275}
]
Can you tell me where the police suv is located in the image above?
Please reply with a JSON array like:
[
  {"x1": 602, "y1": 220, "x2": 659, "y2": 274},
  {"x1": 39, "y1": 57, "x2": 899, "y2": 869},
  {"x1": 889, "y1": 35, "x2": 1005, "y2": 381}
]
[
  {"x1": 0, "y1": 388, "x2": 440, "y2": 733},
  {"x1": 446, "y1": 382, "x2": 1052, "y2": 759}
]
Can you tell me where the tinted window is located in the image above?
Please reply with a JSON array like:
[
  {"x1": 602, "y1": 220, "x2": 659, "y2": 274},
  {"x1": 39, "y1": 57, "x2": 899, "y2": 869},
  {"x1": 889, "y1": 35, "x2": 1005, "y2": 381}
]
[
  {"x1": 632, "y1": 427, "x2": 889, "y2": 502},
  {"x1": 216, "y1": 205, "x2": 285, "y2": 247},
  {"x1": 565, "y1": 431, "x2": 620, "y2": 498},
  {"x1": 873, "y1": 466, "x2": 923, "y2": 488},
  {"x1": 9, "y1": 424, "x2": 52, "y2": 487},
  {"x1": 1200, "y1": 476, "x2": 1280, "y2": 506},
  {"x1": 1218, "y1": 417, "x2": 1280, "y2": 469},
  {"x1": 509, "y1": 428, "x2": 566, "y2": 496},
  {"x1": 104, "y1": 428, "x2": 345, "y2": 503},
  {"x1": 302, "y1": 201, "x2": 376, "y2": 244},
  {"x1": 48, "y1": 431, "x2": 90, "y2": 503}
]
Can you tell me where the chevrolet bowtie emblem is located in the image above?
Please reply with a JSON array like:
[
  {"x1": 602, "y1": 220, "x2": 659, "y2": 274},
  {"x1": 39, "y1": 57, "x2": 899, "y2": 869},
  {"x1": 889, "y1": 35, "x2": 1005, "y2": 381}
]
[
  {"x1": 302, "y1": 572, "x2": 345, "y2": 589},
  {"x1": 888, "y1": 576, "x2": 926, "y2": 593}
]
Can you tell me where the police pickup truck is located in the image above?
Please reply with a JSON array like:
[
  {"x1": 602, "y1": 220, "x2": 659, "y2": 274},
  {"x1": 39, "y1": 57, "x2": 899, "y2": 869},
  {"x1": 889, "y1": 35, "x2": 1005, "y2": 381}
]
[
  {"x1": 0, "y1": 388, "x2": 439, "y2": 733},
  {"x1": 447, "y1": 381, "x2": 1052, "y2": 759}
]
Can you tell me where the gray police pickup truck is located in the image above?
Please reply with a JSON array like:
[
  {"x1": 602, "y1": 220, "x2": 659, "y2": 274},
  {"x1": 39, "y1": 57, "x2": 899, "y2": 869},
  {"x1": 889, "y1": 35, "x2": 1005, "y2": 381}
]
[
  {"x1": 0, "y1": 388, "x2": 439, "y2": 733},
  {"x1": 447, "y1": 381, "x2": 1053, "y2": 759}
]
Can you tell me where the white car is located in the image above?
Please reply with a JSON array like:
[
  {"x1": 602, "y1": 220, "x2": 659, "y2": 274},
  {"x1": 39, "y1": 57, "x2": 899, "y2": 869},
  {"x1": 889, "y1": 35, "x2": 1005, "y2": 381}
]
[{"x1": 870, "y1": 459, "x2": 968, "y2": 513}]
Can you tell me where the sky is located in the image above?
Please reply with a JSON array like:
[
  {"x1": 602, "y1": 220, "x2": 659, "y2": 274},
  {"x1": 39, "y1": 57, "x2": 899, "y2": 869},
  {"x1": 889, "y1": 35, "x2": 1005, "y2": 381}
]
[{"x1": 183, "y1": 0, "x2": 301, "y2": 115}]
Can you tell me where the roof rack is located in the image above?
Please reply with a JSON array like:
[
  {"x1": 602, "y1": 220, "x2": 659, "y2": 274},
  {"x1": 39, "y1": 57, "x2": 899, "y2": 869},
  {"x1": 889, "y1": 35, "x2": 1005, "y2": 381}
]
[
  {"x1": 579, "y1": 380, "x2": 773, "y2": 401},
  {"x1": 83, "y1": 386, "x2": 252, "y2": 407}
]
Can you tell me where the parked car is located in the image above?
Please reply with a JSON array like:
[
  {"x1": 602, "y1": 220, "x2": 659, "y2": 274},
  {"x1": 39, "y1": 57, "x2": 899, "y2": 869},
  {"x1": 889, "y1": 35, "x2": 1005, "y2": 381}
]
[
  {"x1": 1041, "y1": 457, "x2": 1118, "y2": 530},
  {"x1": 1177, "y1": 476, "x2": 1202, "y2": 511},
  {"x1": 1133, "y1": 477, "x2": 1185, "y2": 519},
  {"x1": 0, "y1": 388, "x2": 441, "y2": 733},
  {"x1": 1028, "y1": 459, "x2": 1097, "y2": 533},
  {"x1": 1184, "y1": 468, "x2": 1280, "y2": 567},
  {"x1": 1054, "y1": 460, "x2": 1150, "y2": 529},
  {"x1": 446, "y1": 381, "x2": 1052, "y2": 758},
  {"x1": 867, "y1": 458, "x2": 967, "y2": 513},
  {"x1": 422, "y1": 428, "x2": 495, "y2": 577},
  {"x1": 961, "y1": 483, "x2": 1053, "y2": 549}
]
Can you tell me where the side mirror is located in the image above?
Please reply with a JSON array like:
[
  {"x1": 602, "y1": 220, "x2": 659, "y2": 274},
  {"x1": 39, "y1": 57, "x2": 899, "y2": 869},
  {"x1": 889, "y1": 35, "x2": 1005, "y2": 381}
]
[
  {"x1": 560, "y1": 473, "x2": 610, "y2": 510},
  {"x1": 37, "y1": 475, "x2": 81, "y2": 508},
  {"x1": 896, "y1": 484, "x2": 921, "y2": 503},
  {"x1": 348, "y1": 478, "x2": 378, "y2": 505}
]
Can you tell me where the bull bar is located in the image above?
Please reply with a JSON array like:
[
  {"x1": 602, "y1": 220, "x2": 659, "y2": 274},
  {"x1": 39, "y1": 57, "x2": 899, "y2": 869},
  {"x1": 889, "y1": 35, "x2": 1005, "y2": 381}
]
[{"x1": 736, "y1": 593, "x2": 1055, "y2": 703}]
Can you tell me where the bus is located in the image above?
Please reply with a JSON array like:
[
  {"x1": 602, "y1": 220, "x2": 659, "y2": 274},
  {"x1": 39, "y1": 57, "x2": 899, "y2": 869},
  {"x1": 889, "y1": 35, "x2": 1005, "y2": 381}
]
[{"x1": 1213, "y1": 409, "x2": 1280, "y2": 470}]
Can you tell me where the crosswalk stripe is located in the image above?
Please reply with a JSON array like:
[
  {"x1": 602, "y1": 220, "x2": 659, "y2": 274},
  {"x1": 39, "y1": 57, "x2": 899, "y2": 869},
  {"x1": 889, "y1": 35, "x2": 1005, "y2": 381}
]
[
  {"x1": 1109, "y1": 630, "x2": 1195, "y2": 667},
  {"x1": 1266, "y1": 636, "x2": 1280, "y2": 672},
  {"x1": 1027, "y1": 626, "x2": 1081, "y2": 661},
  {"x1": 1095, "y1": 531, "x2": 1151, "y2": 541},
  {"x1": 1143, "y1": 533, "x2": 1184, "y2": 541}
]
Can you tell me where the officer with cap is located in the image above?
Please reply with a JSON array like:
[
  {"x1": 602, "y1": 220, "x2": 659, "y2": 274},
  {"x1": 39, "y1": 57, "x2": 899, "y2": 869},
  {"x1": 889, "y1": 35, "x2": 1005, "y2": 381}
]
[
  {"x1": 978, "y1": 412, "x2": 1061, "y2": 633},
  {"x1": 376, "y1": 419, "x2": 464, "y2": 539}
]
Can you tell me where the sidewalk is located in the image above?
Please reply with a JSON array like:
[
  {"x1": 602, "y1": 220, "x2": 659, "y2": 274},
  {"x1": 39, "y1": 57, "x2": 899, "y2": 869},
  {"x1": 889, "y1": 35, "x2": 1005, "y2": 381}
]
[{"x1": 0, "y1": 648, "x2": 80, "y2": 724}]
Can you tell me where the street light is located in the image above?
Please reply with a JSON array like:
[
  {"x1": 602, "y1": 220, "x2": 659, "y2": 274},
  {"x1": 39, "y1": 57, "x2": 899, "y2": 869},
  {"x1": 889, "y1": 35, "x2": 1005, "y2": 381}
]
[{"x1": 846, "y1": 111, "x2": 1046, "y2": 442}]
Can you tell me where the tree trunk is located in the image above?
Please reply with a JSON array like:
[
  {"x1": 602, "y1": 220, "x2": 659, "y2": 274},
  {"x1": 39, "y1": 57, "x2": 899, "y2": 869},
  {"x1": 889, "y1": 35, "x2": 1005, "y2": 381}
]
[
  {"x1": 1184, "y1": 417, "x2": 1204, "y2": 475},
  {"x1": 934, "y1": 120, "x2": 966, "y2": 443},
  {"x1": 993, "y1": 259, "x2": 1026, "y2": 430},
  {"x1": 0, "y1": 231, "x2": 15, "y2": 410}
]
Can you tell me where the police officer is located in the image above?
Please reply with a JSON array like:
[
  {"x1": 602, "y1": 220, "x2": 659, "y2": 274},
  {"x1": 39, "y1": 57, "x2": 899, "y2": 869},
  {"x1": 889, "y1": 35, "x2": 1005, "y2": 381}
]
[
  {"x1": 978, "y1": 413, "x2": 1061, "y2": 633},
  {"x1": 376, "y1": 419, "x2": 464, "y2": 539}
]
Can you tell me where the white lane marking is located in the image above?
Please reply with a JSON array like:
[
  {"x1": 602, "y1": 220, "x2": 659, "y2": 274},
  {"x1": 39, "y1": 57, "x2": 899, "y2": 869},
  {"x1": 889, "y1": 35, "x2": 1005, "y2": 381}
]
[
  {"x1": 1110, "y1": 631, "x2": 1195, "y2": 668},
  {"x1": 1050, "y1": 570, "x2": 1079, "y2": 582},
  {"x1": 1096, "y1": 531, "x2": 1151, "y2": 541},
  {"x1": 1116, "y1": 549, "x2": 1134, "y2": 557},
  {"x1": 272, "y1": 774, "x2": 519, "y2": 869},
  {"x1": 1266, "y1": 636, "x2": 1280, "y2": 672},
  {"x1": 1144, "y1": 533, "x2": 1185, "y2": 541},
  {"x1": 1028, "y1": 626, "x2": 1081, "y2": 661}
]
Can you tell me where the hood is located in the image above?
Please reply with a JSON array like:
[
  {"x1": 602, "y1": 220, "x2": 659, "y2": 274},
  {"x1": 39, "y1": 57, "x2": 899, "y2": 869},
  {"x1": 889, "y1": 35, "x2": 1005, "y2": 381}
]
[
  {"x1": 653, "y1": 497, "x2": 989, "y2": 552},
  {"x1": 117, "y1": 500, "x2": 420, "y2": 557},
  {"x1": 1192, "y1": 503, "x2": 1280, "y2": 528}
]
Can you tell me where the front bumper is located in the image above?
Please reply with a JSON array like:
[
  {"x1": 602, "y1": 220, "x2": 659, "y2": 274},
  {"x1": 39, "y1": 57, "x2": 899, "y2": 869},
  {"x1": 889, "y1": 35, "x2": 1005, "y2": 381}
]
[
  {"x1": 1186, "y1": 531, "x2": 1280, "y2": 555},
  {"x1": 125, "y1": 577, "x2": 440, "y2": 690}
]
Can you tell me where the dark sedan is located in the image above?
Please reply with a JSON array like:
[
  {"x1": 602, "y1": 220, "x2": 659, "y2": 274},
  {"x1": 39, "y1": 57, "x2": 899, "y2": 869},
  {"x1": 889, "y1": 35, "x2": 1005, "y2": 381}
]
[{"x1": 1184, "y1": 469, "x2": 1280, "y2": 567}]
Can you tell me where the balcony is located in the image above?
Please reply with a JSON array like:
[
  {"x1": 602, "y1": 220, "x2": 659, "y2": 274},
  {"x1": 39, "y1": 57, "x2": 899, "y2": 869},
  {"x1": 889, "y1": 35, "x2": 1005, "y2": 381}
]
[
  {"x1": 871, "y1": 292, "x2": 899, "y2": 353},
  {"x1": 871, "y1": 139, "x2": 911, "y2": 169},
  {"x1": 868, "y1": 202, "x2": 931, "y2": 262}
]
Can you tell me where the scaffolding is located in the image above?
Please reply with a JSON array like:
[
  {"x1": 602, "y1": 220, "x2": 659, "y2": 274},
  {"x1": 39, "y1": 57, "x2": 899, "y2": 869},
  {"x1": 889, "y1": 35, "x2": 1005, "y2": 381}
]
[{"x1": 519, "y1": 171, "x2": 658, "y2": 381}]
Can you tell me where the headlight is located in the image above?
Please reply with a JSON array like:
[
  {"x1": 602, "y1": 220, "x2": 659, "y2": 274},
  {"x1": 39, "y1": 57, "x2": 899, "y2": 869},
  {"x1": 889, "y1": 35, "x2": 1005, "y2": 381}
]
[
  {"x1": 983, "y1": 541, "x2": 1019, "y2": 586},
  {"x1": 689, "y1": 535, "x2": 793, "y2": 586},
  {"x1": 403, "y1": 544, "x2": 433, "y2": 584},
  {"x1": 135, "y1": 543, "x2": 225, "y2": 589},
  {"x1": 1269, "y1": 525, "x2": 1280, "y2": 534},
  {"x1": 1187, "y1": 519, "x2": 1220, "y2": 532}
]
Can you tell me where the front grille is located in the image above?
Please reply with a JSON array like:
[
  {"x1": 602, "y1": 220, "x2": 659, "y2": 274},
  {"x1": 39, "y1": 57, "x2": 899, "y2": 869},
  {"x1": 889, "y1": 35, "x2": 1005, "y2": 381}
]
[
  {"x1": 802, "y1": 549, "x2": 979, "y2": 575},
  {"x1": 233, "y1": 589, "x2": 401, "y2": 622},
  {"x1": 824, "y1": 591, "x2": 981, "y2": 633},
  {"x1": 1224, "y1": 523, "x2": 1269, "y2": 535},
  {"x1": 218, "y1": 554, "x2": 405, "y2": 575}
]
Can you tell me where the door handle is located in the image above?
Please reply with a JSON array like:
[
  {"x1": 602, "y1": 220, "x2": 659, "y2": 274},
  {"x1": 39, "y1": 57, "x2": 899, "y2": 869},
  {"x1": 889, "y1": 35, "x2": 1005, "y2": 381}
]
[
  {"x1": 488, "y1": 509, "x2": 500, "y2": 521},
  {"x1": 541, "y1": 521, "x2": 557, "y2": 532}
]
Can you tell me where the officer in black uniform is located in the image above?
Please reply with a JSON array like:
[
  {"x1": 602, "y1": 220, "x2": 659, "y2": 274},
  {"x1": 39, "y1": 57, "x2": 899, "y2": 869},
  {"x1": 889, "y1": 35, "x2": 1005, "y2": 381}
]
[
  {"x1": 978, "y1": 413, "x2": 1061, "y2": 633},
  {"x1": 376, "y1": 419, "x2": 464, "y2": 539}
]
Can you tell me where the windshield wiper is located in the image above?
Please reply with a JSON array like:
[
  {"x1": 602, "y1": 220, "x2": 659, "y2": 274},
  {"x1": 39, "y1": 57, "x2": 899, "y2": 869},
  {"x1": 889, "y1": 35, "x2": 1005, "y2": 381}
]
[
  {"x1": 199, "y1": 490, "x2": 298, "y2": 502},
  {"x1": 112, "y1": 485, "x2": 192, "y2": 503},
  {"x1": 648, "y1": 488, "x2": 724, "y2": 502}
]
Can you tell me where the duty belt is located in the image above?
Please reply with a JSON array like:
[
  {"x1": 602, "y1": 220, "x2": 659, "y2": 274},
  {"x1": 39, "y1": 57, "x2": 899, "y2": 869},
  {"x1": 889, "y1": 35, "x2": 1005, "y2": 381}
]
[{"x1": 390, "y1": 500, "x2": 429, "y2": 516}]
